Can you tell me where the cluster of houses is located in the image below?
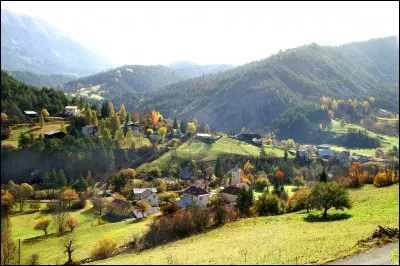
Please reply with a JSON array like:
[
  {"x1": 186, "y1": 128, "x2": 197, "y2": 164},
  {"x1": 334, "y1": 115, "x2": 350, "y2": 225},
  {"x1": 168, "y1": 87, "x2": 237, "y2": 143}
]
[{"x1": 315, "y1": 144, "x2": 372, "y2": 163}]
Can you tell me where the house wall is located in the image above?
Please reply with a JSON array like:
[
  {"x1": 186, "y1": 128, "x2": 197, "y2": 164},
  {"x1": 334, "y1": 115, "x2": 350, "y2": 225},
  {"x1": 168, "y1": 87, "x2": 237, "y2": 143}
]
[
  {"x1": 232, "y1": 169, "x2": 241, "y2": 185},
  {"x1": 197, "y1": 194, "x2": 210, "y2": 206},
  {"x1": 221, "y1": 193, "x2": 237, "y2": 203},
  {"x1": 65, "y1": 108, "x2": 78, "y2": 115},
  {"x1": 142, "y1": 193, "x2": 159, "y2": 207}
]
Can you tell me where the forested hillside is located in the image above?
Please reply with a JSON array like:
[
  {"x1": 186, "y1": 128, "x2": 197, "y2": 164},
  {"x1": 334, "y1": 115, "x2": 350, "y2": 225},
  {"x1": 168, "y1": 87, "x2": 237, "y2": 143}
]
[
  {"x1": 5, "y1": 70, "x2": 76, "y2": 88},
  {"x1": 168, "y1": 61, "x2": 234, "y2": 78},
  {"x1": 1, "y1": 71, "x2": 69, "y2": 122},
  {"x1": 133, "y1": 36, "x2": 399, "y2": 133},
  {"x1": 62, "y1": 65, "x2": 185, "y2": 103}
]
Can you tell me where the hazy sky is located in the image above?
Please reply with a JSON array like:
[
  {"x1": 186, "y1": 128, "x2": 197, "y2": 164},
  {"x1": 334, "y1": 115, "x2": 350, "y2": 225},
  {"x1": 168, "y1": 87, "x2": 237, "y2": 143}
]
[{"x1": 2, "y1": 1, "x2": 399, "y2": 66}]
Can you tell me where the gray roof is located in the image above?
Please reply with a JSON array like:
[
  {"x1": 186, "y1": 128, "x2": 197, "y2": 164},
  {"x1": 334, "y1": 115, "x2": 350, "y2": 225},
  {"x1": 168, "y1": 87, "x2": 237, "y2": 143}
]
[
  {"x1": 176, "y1": 196, "x2": 205, "y2": 209},
  {"x1": 133, "y1": 188, "x2": 157, "y2": 196},
  {"x1": 317, "y1": 149, "x2": 333, "y2": 156}
]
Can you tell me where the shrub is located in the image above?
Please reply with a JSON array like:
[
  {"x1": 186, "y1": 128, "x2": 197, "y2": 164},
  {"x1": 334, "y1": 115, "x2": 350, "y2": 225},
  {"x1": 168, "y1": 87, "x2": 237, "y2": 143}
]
[
  {"x1": 27, "y1": 253, "x2": 39, "y2": 265},
  {"x1": 66, "y1": 215, "x2": 80, "y2": 232},
  {"x1": 253, "y1": 192, "x2": 285, "y2": 216},
  {"x1": 159, "y1": 191, "x2": 179, "y2": 204},
  {"x1": 45, "y1": 201, "x2": 58, "y2": 212},
  {"x1": 34, "y1": 218, "x2": 50, "y2": 235},
  {"x1": 373, "y1": 170, "x2": 398, "y2": 187},
  {"x1": 254, "y1": 177, "x2": 271, "y2": 191},
  {"x1": 153, "y1": 178, "x2": 167, "y2": 193},
  {"x1": 160, "y1": 202, "x2": 181, "y2": 215},
  {"x1": 171, "y1": 211, "x2": 195, "y2": 237},
  {"x1": 90, "y1": 238, "x2": 120, "y2": 260},
  {"x1": 187, "y1": 206, "x2": 210, "y2": 232},
  {"x1": 286, "y1": 186, "x2": 311, "y2": 213}
]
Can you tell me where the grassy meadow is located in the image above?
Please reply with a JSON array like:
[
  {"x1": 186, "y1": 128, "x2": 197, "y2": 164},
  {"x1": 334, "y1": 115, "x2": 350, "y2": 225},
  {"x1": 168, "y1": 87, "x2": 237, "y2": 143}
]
[
  {"x1": 1, "y1": 121, "x2": 70, "y2": 148},
  {"x1": 10, "y1": 201, "x2": 155, "y2": 265},
  {"x1": 91, "y1": 184, "x2": 399, "y2": 265},
  {"x1": 139, "y1": 136, "x2": 286, "y2": 171}
]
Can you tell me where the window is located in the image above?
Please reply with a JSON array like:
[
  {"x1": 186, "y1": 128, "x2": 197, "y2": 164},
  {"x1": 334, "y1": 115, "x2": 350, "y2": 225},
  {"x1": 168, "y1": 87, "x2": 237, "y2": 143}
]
[
  {"x1": 153, "y1": 195, "x2": 155, "y2": 199},
  {"x1": 148, "y1": 199, "x2": 151, "y2": 203}
]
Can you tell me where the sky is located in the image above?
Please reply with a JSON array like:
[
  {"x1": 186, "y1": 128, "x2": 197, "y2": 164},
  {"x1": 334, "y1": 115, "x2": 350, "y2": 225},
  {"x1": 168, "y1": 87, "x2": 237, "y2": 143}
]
[{"x1": 2, "y1": 1, "x2": 399, "y2": 67}]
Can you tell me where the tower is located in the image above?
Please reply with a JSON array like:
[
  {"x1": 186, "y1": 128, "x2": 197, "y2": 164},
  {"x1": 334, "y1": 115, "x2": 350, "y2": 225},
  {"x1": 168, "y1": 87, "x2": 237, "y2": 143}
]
[{"x1": 231, "y1": 164, "x2": 241, "y2": 186}]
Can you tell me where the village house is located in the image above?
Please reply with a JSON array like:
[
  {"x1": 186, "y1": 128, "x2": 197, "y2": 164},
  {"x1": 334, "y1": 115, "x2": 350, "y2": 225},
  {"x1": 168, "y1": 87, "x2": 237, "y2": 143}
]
[
  {"x1": 132, "y1": 188, "x2": 159, "y2": 207},
  {"x1": 176, "y1": 186, "x2": 210, "y2": 208},
  {"x1": 195, "y1": 133, "x2": 221, "y2": 142},
  {"x1": 43, "y1": 130, "x2": 66, "y2": 141},
  {"x1": 317, "y1": 147, "x2": 333, "y2": 159},
  {"x1": 120, "y1": 121, "x2": 140, "y2": 133},
  {"x1": 298, "y1": 149, "x2": 312, "y2": 160},
  {"x1": 64, "y1": 106, "x2": 79, "y2": 116},
  {"x1": 237, "y1": 133, "x2": 262, "y2": 142},
  {"x1": 332, "y1": 150, "x2": 350, "y2": 163},
  {"x1": 221, "y1": 165, "x2": 250, "y2": 204},
  {"x1": 82, "y1": 125, "x2": 98, "y2": 136},
  {"x1": 24, "y1": 110, "x2": 38, "y2": 120}
]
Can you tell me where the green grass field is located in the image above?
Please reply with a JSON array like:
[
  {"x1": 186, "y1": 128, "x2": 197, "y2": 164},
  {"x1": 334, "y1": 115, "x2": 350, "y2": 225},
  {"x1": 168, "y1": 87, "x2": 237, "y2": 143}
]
[
  {"x1": 254, "y1": 185, "x2": 297, "y2": 199},
  {"x1": 139, "y1": 136, "x2": 285, "y2": 171},
  {"x1": 1, "y1": 122, "x2": 70, "y2": 148},
  {"x1": 92, "y1": 184, "x2": 399, "y2": 265},
  {"x1": 328, "y1": 120, "x2": 399, "y2": 155},
  {"x1": 10, "y1": 201, "x2": 155, "y2": 265},
  {"x1": 71, "y1": 85, "x2": 104, "y2": 100}
]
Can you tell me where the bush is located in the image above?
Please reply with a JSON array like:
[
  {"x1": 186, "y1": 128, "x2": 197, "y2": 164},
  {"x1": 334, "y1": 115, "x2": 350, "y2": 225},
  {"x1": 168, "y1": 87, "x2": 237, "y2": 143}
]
[
  {"x1": 29, "y1": 201, "x2": 40, "y2": 211},
  {"x1": 66, "y1": 215, "x2": 80, "y2": 232},
  {"x1": 160, "y1": 203, "x2": 181, "y2": 215},
  {"x1": 187, "y1": 206, "x2": 210, "y2": 232},
  {"x1": 171, "y1": 211, "x2": 195, "y2": 237},
  {"x1": 159, "y1": 191, "x2": 179, "y2": 204},
  {"x1": 286, "y1": 186, "x2": 311, "y2": 213},
  {"x1": 90, "y1": 238, "x2": 120, "y2": 260},
  {"x1": 374, "y1": 170, "x2": 399, "y2": 187},
  {"x1": 253, "y1": 192, "x2": 285, "y2": 216},
  {"x1": 254, "y1": 177, "x2": 271, "y2": 191}
]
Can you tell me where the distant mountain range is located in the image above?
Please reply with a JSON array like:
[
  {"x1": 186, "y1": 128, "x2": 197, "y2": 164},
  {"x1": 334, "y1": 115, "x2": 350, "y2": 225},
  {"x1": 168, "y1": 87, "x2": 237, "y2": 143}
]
[
  {"x1": 1, "y1": 9, "x2": 111, "y2": 76},
  {"x1": 133, "y1": 36, "x2": 399, "y2": 132},
  {"x1": 168, "y1": 61, "x2": 234, "y2": 79}
]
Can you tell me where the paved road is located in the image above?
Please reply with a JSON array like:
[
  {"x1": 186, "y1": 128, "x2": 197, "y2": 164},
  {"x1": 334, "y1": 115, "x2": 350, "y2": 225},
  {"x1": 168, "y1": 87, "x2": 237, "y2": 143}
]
[{"x1": 327, "y1": 241, "x2": 399, "y2": 265}]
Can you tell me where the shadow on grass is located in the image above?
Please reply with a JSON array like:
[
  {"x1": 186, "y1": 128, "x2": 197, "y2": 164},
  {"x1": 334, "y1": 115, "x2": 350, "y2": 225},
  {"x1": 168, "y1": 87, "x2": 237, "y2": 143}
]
[
  {"x1": 303, "y1": 213, "x2": 352, "y2": 223},
  {"x1": 22, "y1": 232, "x2": 59, "y2": 244}
]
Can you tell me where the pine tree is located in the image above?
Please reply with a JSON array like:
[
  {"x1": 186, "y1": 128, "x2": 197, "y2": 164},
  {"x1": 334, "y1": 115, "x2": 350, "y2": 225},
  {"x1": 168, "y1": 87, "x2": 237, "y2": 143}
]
[
  {"x1": 110, "y1": 113, "x2": 120, "y2": 135},
  {"x1": 92, "y1": 110, "x2": 99, "y2": 126},
  {"x1": 215, "y1": 156, "x2": 224, "y2": 181},
  {"x1": 123, "y1": 121, "x2": 129, "y2": 136},
  {"x1": 125, "y1": 128, "x2": 134, "y2": 148},
  {"x1": 180, "y1": 119, "x2": 187, "y2": 133},
  {"x1": 119, "y1": 104, "x2": 126, "y2": 123},
  {"x1": 318, "y1": 167, "x2": 328, "y2": 183},
  {"x1": 107, "y1": 100, "x2": 115, "y2": 117},
  {"x1": 284, "y1": 150, "x2": 288, "y2": 161},
  {"x1": 100, "y1": 101, "x2": 107, "y2": 118},
  {"x1": 173, "y1": 117, "x2": 178, "y2": 129},
  {"x1": 85, "y1": 106, "x2": 93, "y2": 125},
  {"x1": 58, "y1": 169, "x2": 67, "y2": 188},
  {"x1": 40, "y1": 114, "x2": 45, "y2": 128}
]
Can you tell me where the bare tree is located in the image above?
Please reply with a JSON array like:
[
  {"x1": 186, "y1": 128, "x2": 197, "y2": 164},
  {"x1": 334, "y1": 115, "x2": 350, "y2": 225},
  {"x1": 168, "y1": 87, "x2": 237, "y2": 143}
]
[
  {"x1": 1, "y1": 228, "x2": 18, "y2": 265},
  {"x1": 53, "y1": 203, "x2": 69, "y2": 233},
  {"x1": 62, "y1": 234, "x2": 76, "y2": 265}
]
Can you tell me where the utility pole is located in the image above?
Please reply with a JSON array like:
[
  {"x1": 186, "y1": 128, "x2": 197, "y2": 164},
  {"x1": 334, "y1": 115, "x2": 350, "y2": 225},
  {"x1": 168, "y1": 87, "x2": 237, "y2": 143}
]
[{"x1": 18, "y1": 239, "x2": 21, "y2": 265}]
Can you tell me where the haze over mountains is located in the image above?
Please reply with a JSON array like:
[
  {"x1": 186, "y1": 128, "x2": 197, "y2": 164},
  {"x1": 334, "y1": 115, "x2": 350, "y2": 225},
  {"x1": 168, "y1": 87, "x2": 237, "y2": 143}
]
[{"x1": 1, "y1": 9, "x2": 111, "y2": 76}]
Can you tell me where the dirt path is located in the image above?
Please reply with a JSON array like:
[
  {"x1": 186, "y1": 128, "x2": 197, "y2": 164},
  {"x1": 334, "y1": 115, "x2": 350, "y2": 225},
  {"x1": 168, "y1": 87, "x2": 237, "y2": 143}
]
[{"x1": 326, "y1": 241, "x2": 399, "y2": 265}]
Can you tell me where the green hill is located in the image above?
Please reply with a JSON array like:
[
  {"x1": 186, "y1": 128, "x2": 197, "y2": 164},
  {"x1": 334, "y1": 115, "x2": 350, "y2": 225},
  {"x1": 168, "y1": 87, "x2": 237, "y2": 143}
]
[
  {"x1": 63, "y1": 65, "x2": 185, "y2": 105},
  {"x1": 134, "y1": 36, "x2": 399, "y2": 132},
  {"x1": 91, "y1": 184, "x2": 399, "y2": 265},
  {"x1": 138, "y1": 136, "x2": 284, "y2": 172},
  {"x1": 5, "y1": 70, "x2": 76, "y2": 88}
]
